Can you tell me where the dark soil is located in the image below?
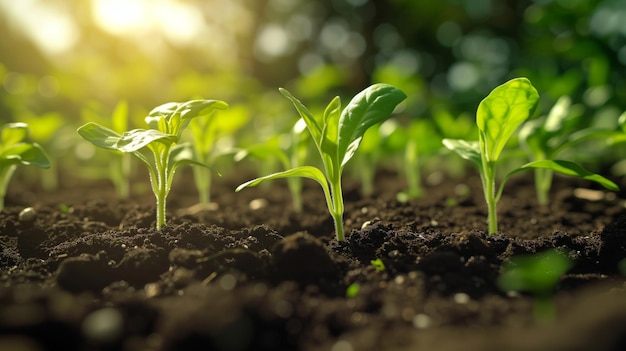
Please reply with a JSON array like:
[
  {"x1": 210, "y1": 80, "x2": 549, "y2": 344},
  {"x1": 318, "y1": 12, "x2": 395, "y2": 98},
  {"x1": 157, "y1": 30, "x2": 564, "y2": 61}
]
[{"x1": 1, "y1": 168, "x2": 626, "y2": 351}]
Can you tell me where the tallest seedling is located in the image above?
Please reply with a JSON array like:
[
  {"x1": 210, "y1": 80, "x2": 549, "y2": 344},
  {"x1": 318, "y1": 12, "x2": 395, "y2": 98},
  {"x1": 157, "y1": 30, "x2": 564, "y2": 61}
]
[
  {"x1": 444, "y1": 78, "x2": 618, "y2": 234},
  {"x1": 237, "y1": 84, "x2": 406, "y2": 241}
]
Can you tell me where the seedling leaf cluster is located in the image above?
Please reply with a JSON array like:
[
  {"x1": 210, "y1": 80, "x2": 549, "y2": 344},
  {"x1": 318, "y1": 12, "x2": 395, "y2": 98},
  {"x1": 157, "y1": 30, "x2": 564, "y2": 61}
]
[
  {"x1": 0, "y1": 123, "x2": 50, "y2": 212},
  {"x1": 236, "y1": 84, "x2": 406, "y2": 241},
  {"x1": 444, "y1": 78, "x2": 618, "y2": 234},
  {"x1": 78, "y1": 99, "x2": 228, "y2": 229}
]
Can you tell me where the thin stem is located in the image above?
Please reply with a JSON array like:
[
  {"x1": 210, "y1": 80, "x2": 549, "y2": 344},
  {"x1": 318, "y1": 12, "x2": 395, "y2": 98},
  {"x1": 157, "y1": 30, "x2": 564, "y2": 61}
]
[
  {"x1": 193, "y1": 166, "x2": 211, "y2": 206},
  {"x1": 405, "y1": 140, "x2": 422, "y2": 198},
  {"x1": 329, "y1": 176, "x2": 345, "y2": 241},
  {"x1": 534, "y1": 168, "x2": 553, "y2": 206},
  {"x1": 0, "y1": 165, "x2": 17, "y2": 212},
  {"x1": 481, "y1": 160, "x2": 498, "y2": 234},
  {"x1": 153, "y1": 146, "x2": 170, "y2": 230}
]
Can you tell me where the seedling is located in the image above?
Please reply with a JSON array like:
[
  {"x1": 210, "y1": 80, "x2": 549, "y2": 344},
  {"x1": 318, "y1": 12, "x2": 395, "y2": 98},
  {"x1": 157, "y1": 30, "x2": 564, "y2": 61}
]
[
  {"x1": 78, "y1": 99, "x2": 228, "y2": 229},
  {"x1": 189, "y1": 104, "x2": 242, "y2": 207},
  {"x1": 236, "y1": 84, "x2": 406, "y2": 241},
  {"x1": 370, "y1": 258, "x2": 386, "y2": 271},
  {"x1": 0, "y1": 123, "x2": 50, "y2": 212},
  {"x1": 235, "y1": 118, "x2": 309, "y2": 212},
  {"x1": 443, "y1": 78, "x2": 618, "y2": 234},
  {"x1": 519, "y1": 96, "x2": 620, "y2": 205},
  {"x1": 81, "y1": 101, "x2": 133, "y2": 198},
  {"x1": 497, "y1": 249, "x2": 572, "y2": 322}
]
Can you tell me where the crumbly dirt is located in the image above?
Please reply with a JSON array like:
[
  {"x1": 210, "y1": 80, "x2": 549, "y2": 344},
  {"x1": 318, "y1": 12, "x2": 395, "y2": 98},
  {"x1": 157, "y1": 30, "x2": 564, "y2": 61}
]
[{"x1": 1, "y1": 168, "x2": 625, "y2": 351}]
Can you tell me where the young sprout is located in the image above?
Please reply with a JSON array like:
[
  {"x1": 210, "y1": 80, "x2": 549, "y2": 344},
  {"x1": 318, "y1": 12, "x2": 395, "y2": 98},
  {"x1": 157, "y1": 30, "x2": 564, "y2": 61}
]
[
  {"x1": 78, "y1": 99, "x2": 228, "y2": 229},
  {"x1": 235, "y1": 118, "x2": 309, "y2": 212},
  {"x1": 0, "y1": 123, "x2": 50, "y2": 212},
  {"x1": 188, "y1": 104, "x2": 241, "y2": 207},
  {"x1": 497, "y1": 249, "x2": 572, "y2": 322},
  {"x1": 81, "y1": 101, "x2": 132, "y2": 198},
  {"x1": 519, "y1": 96, "x2": 620, "y2": 205},
  {"x1": 443, "y1": 78, "x2": 618, "y2": 234},
  {"x1": 236, "y1": 84, "x2": 406, "y2": 241}
]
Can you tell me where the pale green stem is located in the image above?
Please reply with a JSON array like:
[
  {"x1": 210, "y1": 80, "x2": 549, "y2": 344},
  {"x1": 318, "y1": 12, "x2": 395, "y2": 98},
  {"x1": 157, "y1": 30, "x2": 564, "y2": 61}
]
[
  {"x1": 534, "y1": 168, "x2": 553, "y2": 206},
  {"x1": 405, "y1": 140, "x2": 422, "y2": 198},
  {"x1": 533, "y1": 296, "x2": 554, "y2": 323},
  {"x1": 153, "y1": 148, "x2": 170, "y2": 230},
  {"x1": 481, "y1": 160, "x2": 498, "y2": 234},
  {"x1": 0, "y1": 165, "x2": 17, "y2": 212},
  {"x1": 329, "y1": 176, "x2": 345, "y2": 241},
  {"x1": 287, "y1": 177, "x2": 303, "y2": 212},
  {"x1": 193, "y1": 166, "x2": 211, "y2": 206}
]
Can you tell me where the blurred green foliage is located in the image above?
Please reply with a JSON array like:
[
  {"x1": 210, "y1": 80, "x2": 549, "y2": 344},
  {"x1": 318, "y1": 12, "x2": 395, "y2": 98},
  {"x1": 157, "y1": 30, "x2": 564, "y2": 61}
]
[{"x1": 0, "y1": 0, "x2": 625, "y2": 191}]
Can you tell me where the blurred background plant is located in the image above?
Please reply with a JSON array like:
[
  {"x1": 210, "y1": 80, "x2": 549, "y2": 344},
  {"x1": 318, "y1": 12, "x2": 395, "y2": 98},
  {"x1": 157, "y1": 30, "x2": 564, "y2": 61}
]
[{"x1": 1, "y1": 0, "x2": 625, "y2": 193}]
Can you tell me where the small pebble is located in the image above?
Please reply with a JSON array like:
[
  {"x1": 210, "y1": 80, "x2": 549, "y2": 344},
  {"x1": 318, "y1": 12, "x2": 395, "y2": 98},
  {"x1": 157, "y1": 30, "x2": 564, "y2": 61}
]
[
  {"x1": 249, "y1": 198, "x2": 268, "y2": 210},
  {"x1": 82, "y1": 308, "x2": 124, "y2": 345},
  {"x1": 18, "y1": 207, "x2": 36, "y2": 222},
  {"x1": 412, "y1": 313, "x2": 432, "y2": 329},
  {"x1": 453, "y1": 292, "x2": 471, "y2": 304}
]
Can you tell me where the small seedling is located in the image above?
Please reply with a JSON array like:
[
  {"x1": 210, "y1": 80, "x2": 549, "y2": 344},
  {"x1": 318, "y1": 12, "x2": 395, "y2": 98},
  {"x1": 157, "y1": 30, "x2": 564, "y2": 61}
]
[
  {"x1": 497, "y1": 249, "x2": 573, "y2": 322},
  {"x1": 519, "y1": 96, "x2": 620, "y2": 205},
  {"x1": 237, "y1": 84, "x2": 406, "y2": 241},
  {"x1": 235, "y1": 118, "x2": 309, "y2": 212},
  {"x1": 443, "y1": 78, "x2": 618, "y2": 234},
  {"x1": 346, "y1": 282, "x2": 360, "y2": 298},
  {"x1": 0, "y1": 123, "x2": 50, "y2": 212},
  {"x1": 78, "y1": 99, "x2": 228, "y2": 229},
  {"x1": 189, "y1": 104, "x2": 244, "y2": 207},
  {"x1": 370, "y1": 258, "x2": 386, "y2": 271}
]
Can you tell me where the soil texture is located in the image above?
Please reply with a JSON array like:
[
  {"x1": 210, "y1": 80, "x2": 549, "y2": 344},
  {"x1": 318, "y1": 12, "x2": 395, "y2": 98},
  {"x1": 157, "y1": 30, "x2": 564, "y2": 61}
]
[{"x1": 1, "y1": 169, "x2": 626, "y2": 351}]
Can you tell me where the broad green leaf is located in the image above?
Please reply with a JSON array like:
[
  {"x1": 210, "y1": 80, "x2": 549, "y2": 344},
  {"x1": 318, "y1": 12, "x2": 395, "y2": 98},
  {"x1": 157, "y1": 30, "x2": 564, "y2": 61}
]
[
  {"x1": 442, "y1": 139, "x2": 482, "y2": 168},
  {"x1": 1, "y1": 123, "x2": 28, "y2": 147},
  {"x1": 337, "y1": 84, "x2": 406, "y2": 168},
  {"x1": 115, "y1": 129, "x2": 177, "y2": 152},
  {"x1": 498, "y1": 159, "x2": 619, "y2": 201},
  {"x1": 544, "y1": 96, "x2": 571, "y2": 133},
  {"x1": 477, "y1": 78, "x2": 539, "y2": 162},
  {"x1": 280, "y1": 88, "x2": 323, "y2": 148},
  {"x1": 77, "y1": 122, "x2": 123, "y2": 150},
  {"x1": 146, "y1": 100, "x2": 228, "y2": 138},
  {"x1": 0, "y1": 143, "x2": 50, "y2": 168},
  {"x1": 236, "y1": 166, "x2": 327, "y2": 193}
]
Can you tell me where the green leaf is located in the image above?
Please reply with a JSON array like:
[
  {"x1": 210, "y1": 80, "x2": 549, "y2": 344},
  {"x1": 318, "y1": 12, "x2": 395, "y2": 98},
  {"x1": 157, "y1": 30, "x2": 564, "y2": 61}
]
[
  {"x1": 77, "y1": 122, "x2": 123, "y2": 150},
  {"x1": 544, "y1": 96, "x2": 571, "y2": 133},
  {"x1": 0, "y1": 143, "x2": 50, "y2": 168},
  {"x1": 497, "y1": 250, "x2": 572, "y2": 295},
  {"x1": 477, "y1": 78, "x2": 539, "y2": 162},
  {"x1": 442, "y1": 139, "x2": 482, "y2": 168},
  {"x1": 146, "y1": 100, "x2": 229, "y2": 138},
  {"x1": 1, "y1": 123, "x2": 28, "y2": 147},
  {"x1": 280, "y1": 88, "x2": 323, "y2": 148},
  {"x1": 78, "y1": 122, "x2": 177, "y2": 152},
  {"x1": 499, "y1": 160, "x2": 619, "y2": 201},
  {"x1": 235, "y1": 166, "x2": 328, "y2": 192},
  {"x1": 337, "y1": 84, "x2": 406, "y2": 167}
]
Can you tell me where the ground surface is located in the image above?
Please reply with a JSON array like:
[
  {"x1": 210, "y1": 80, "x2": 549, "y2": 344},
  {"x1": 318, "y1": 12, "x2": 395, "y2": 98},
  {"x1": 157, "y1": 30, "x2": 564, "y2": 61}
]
[{"x1": 1, "y1": 168, "x2": 626, "y2": 351}]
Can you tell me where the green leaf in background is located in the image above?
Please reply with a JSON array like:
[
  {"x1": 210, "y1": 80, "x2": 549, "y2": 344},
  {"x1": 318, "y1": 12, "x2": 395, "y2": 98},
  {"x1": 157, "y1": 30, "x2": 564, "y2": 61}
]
[
  {"x1": 442, "y1": 139, "x2": 482, "y2": 168},
  {"x1": 1, "y1": 122, "x2": 28, "y2": 146},
  {"x1": 477, "y1": 77, "x2": 539, "y2": 162},
  {"x1": 500, "y1": 159, "x2": 619, "y2": 199}
]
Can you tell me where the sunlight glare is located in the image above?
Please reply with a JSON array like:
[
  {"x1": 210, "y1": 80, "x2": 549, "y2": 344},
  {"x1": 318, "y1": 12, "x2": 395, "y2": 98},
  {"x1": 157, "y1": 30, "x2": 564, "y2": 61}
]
[{"x1": 92, "y1": 0, "x2": 151, "y2": 36}]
